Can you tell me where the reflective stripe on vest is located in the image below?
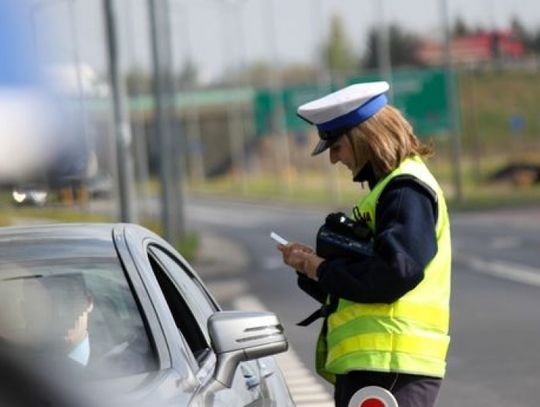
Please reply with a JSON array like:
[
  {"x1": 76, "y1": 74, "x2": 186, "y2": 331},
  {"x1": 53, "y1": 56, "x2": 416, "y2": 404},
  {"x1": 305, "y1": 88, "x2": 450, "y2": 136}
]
[{"x1": 317, "y1": 156, "x2": 451, "y2": 380}]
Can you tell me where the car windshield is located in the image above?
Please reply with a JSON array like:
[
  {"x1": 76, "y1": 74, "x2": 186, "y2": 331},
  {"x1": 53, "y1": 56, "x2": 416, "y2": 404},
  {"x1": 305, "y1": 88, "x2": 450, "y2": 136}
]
[{"x1": 0, "y1": 257, "x2": 157, "y2": 379}]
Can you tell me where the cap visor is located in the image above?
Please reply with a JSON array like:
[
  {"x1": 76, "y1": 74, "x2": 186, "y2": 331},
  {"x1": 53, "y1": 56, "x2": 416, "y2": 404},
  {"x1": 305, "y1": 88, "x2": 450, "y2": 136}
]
[{"x1": 311, "y1": 139, "x2": 332, "y2": 156}]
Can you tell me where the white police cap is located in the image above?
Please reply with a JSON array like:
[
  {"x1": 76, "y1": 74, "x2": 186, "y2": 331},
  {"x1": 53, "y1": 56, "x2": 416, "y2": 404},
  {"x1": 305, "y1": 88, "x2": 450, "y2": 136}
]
[{"x1": 297, "y1": 81, "x2": 390, "y2": 156}]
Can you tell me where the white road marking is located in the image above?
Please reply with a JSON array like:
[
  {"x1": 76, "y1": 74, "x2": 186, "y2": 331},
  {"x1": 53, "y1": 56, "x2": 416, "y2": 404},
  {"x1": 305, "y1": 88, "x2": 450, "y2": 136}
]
[
  {"x1": 285, "y1": 376, "x2": 321, "y2": 386},
  {"x1": 292, "y1": 393, "x2": 334, "y2": 404},
  {"x1": 461, "y1": 256, "x2": 540, "y2": 287},
  {"x1": 232, "y1": 295, "x2": 334, "y2": 407},
  {"x1": 287, "y1": 382, "x2": 329, "y2": 394}
]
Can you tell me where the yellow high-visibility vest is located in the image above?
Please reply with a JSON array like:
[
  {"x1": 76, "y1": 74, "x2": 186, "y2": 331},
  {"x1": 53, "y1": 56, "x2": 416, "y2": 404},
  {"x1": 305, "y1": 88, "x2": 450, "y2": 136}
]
[{"x1": 316, "y1": 156, "x2": 451, "y2": 383}]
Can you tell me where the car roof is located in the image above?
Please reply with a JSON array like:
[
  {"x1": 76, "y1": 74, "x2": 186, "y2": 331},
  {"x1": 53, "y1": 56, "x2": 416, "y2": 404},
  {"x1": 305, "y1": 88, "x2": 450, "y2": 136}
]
[
  {"x1": 0, "y1": 223, "x2": 119, "y2": 242},
  {"x1": 0, "y1": 224, "x2": 128, "y2": 263},
  {"x1": 0, "y1": 223, "x2": 171, "y2": 266}
]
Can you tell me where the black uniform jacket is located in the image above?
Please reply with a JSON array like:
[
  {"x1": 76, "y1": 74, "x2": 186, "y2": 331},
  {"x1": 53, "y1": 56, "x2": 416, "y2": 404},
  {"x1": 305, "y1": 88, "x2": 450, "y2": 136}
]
[{"x1": 298, "y1": 162, "x2": 439, "y2": 305}]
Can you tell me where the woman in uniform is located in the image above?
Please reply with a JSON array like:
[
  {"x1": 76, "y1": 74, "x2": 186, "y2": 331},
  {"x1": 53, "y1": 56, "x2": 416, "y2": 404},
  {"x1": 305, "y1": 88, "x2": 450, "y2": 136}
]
[{"x1": 278, "y1": 81, "x2": 451, "y2": 407}]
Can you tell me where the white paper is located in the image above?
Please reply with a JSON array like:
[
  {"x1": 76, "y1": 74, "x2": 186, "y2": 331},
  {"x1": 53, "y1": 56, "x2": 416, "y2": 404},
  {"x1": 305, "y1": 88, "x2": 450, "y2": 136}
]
[{"x1": 270, "y1": 231, "x2": 288, "y2": 245}]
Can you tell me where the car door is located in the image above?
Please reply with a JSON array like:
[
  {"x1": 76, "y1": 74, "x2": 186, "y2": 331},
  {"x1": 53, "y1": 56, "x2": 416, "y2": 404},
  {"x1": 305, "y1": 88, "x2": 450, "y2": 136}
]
[{"x1": 145, "y1": 243, "x2": 266, "y2": 406}]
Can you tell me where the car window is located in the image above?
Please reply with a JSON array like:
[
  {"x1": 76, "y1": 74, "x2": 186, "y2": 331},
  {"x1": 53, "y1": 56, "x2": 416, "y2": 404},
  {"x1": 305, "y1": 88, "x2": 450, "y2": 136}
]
[
  {"x1": 0, "y1": 258, "x2": 158, "y2": 379},
  {"x1": 149, "y1": 247, "x2": 216, "y2": 327},
  {"x1": 147, "y1": 250, "x2": 211, "y2": 364}
]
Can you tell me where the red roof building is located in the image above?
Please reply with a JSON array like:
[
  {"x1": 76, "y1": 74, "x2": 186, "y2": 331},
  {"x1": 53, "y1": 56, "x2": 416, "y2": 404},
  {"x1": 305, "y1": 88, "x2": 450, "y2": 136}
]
[{"x1": 416, "y1": 30, "x2": 525, "y2": 66}]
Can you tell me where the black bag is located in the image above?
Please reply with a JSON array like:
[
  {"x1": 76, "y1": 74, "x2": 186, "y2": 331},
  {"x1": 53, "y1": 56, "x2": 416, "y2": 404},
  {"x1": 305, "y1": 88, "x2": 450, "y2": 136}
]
[{"x1": 316, "y1": 212, "x2": 373, "y2": 260}]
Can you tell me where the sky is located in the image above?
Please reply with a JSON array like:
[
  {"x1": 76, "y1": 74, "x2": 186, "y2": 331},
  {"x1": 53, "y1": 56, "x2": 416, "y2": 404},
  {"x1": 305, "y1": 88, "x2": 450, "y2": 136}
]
[
  {"x1": 30, "y1": 0, "x2": 540, "y2": 84},
  {"x1": 183, "y1": 0, "x2": 540, "y2": 80}
]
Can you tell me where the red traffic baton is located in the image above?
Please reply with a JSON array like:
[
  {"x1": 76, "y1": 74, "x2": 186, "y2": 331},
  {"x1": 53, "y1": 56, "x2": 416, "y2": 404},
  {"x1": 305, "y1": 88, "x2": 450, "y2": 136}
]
[{"x1": 348, "y1": 386, "x2": 398, "y2": 407}]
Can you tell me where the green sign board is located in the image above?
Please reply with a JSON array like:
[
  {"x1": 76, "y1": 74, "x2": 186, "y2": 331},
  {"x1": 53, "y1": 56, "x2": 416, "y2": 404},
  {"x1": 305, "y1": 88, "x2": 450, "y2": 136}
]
[
  {"x1": 253, "y1": 90, "x2": 274, "y2": 136},
  {"x1": 282, "y1": 85, "x2": 334, "y2": 131},
  {"x1": 254, "y1": 84, "x2": 332, "y2": 136},
  {"x1": 254, "y1": 68, "x2": 456, "y2": 137},
  {"x1": 348, "y1": 69, "x2": 454, "y2": 136}
]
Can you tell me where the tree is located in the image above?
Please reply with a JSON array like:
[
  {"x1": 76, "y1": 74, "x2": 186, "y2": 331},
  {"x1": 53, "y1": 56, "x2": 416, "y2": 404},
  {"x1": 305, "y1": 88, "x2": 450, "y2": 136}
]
[
  {"x1": 321, "y1": 14, "x2": 358, "y2": 79},
  {"x1": 510, "y1": 16, "x2": 534, "y2": 53},
  {"x1": 126, "y1": 68, "x2": 152, "y2": 95},
  {"x1": 239, "y1": 62, "x2": 272, "y2": 87},
  {"x1": 362, "y1": 23, "x2": 421, "y2": 69},
  {"x1": 532, "y1": 29, "x2": 540, "y2": 54},
  {"x1": 453, "y1": 16, "x2": 470, "y2": 38},
  {"x1": 280, "y1": 64, "x2": 318, "y2": 86},
  {"x1": 237, "y1": 62, "x2": 317, "y2": 87},
  {"x1": 176, "y1": 60, "x2": 198, "y2": 89}
]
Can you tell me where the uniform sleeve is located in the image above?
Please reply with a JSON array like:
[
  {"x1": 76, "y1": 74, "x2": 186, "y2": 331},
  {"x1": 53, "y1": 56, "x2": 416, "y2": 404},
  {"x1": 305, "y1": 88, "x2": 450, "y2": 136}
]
[
  {"x1": 296, "y1": 272, "x2": 326, "y2": 304},
  {"x1": 316, "y1": 180, "x2": 438, "y2": 303}
]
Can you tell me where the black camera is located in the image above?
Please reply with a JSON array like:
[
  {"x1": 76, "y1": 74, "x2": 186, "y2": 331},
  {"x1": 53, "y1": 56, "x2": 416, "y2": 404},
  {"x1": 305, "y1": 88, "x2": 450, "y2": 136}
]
[{"x1": 316, "y1": 212, "x2": 373, "y2": 260}]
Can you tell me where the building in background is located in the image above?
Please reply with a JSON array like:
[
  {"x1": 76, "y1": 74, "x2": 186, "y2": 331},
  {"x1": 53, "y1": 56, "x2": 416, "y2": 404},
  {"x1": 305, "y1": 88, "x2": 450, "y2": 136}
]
[{"x1": 416, "y1": 29, "x2": 525, "y2": 66}]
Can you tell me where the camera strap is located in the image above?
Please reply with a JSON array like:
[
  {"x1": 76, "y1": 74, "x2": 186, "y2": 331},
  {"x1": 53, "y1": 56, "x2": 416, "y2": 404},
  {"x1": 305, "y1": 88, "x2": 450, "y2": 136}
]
[
  {"x1": 296, "y1": 305, "x2": 328, "y2": 326},
  {"x1": 297, "y1": 295, "x2": 338, "y2": 326}
]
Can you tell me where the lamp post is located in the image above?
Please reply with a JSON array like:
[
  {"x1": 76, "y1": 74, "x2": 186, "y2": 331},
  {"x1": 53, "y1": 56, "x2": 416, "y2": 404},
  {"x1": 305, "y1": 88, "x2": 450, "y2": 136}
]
[
  {"x1": 313, "y1": 0, "x2": 342, "y2": 202},
  {"x1": 221, "y1": 0, "x2": 248, "y2": 193},
  {"x1": 148, "y1": 0, "x2": 186, "y2": 242},
  {"x1": 103, "y1": 0, "x2": 137, "y2": 222},
  {"x1": 197, "y1": 0, "x2": 250, "y2": 191},
  {"x1": 263, "y1": 0, "x2": 292, "y2": 193},
  {"x1": 170, "y1": 1, "x2": 206, "y2": 185},
  {"x1": 124, "y1": 0, "x2": 152, "y2": 215},
  {"x1": 440, "y1": 0, "x2": 463, "y2": 204},
  {"x1": 375, "y1": 0, "x2": 393, "y2": 101}
]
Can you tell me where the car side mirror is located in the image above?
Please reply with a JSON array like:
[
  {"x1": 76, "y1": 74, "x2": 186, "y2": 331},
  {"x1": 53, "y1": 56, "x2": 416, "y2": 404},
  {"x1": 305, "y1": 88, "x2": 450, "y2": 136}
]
[{"x1": 208, "y1": 311, "x2": 288, "y2": 388}]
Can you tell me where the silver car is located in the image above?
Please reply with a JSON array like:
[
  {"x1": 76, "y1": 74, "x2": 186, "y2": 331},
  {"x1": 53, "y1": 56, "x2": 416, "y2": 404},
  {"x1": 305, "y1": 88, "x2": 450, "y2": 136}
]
[{"x1": 0, "y1": 223, "x2": 295, "y2": 406}]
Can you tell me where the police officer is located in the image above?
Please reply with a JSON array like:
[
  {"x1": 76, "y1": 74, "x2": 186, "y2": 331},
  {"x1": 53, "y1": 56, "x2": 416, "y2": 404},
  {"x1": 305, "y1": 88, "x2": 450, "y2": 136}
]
[{"x1": 277, "y1": 81, "x2": 451, "y2": 407}]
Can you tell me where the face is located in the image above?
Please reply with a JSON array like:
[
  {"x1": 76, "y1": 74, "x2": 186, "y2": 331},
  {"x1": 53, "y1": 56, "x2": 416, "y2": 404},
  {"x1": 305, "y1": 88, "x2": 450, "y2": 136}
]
[{"x1": 328, "y1": 134, "x2": 367, "y2": 176}]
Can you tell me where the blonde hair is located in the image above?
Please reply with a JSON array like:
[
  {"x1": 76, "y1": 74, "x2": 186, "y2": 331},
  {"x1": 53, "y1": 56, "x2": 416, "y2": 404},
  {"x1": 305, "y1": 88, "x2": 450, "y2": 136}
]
[{"x1": 347, "y1": 105, "x2": 432, "y2": 179}]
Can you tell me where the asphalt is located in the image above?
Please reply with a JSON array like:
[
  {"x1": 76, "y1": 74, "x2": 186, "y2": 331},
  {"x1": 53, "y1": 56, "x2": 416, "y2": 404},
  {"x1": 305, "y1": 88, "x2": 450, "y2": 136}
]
[
  {"x1": 191, "y1": 232, "x2": 252, "y2": 306},
  {"x1": 192, "y1": 205, "x2": 540, "y2": 304},
  {"x1": 193, "y1": 233, "x2": 249, "y2": 276}
]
